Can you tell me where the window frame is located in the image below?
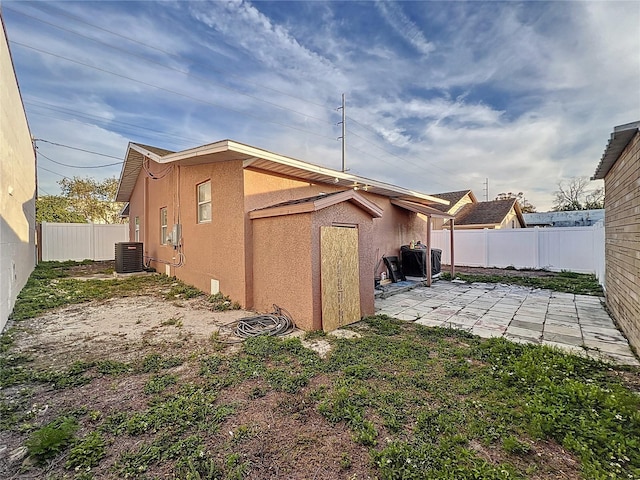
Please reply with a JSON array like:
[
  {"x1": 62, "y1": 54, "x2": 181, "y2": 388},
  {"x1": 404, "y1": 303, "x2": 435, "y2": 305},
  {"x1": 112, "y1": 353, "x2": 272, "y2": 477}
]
[
  {"x1": 197, "y1": 181, "x2": 212, "y2": 224},
  {"x1": 160, "y1": 207, "x2": 168, "y2": 244}
]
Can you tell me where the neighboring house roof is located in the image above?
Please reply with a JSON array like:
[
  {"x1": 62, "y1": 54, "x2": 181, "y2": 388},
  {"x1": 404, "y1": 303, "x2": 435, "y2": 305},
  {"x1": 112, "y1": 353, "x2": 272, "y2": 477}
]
[
  {"x1": 249, "y1": 190, "x2": 384, "y2": 219},
  {"x1": 523, "y1": 209, "x2": 604, "y2": 228},
  {"x1": 453, "y1": 199, "x2": 525, "y2": 228},
  {"x1": 429, "y1": 190, "x2": 475, "y2": 212},
  {"x1": 116, "y1": 140, "x2": 449, "y2": 208},
  {"x1": 592, "y1": 121, "x2": 640, "y2": 180},
  {"x1": 389, "y1": 199, "x2": 454, "y2": 219}
]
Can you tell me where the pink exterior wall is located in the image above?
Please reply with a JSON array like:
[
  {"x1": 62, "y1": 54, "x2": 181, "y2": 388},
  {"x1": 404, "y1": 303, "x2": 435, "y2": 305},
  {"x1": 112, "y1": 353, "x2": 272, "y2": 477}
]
[
  {"x1": 362, "y1": 194, "x2": 429, "y2": 277},
  {"x1": 128, "y1": 163, "x2": 434, "y2": 329},
  {"x1": 252, "y1": 213, "x2": 315, "y2": 330},
  {"x1": 252, "y1": 202, "x2": 375, "y2": 332},
  {"x1": 128, "y1": 159, "x2": 249, "y2": 305}
]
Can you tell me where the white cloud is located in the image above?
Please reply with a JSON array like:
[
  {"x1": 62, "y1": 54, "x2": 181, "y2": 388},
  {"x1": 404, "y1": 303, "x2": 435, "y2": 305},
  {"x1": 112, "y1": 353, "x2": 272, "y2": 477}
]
[{"x1": 375, "y1": 1, "x2": 435, "y2": 57}]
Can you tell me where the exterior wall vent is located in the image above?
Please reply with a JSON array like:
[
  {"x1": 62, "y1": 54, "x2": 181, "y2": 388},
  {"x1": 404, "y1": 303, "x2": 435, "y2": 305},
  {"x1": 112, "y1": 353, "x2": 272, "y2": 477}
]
[{"x1": 115, "y1": 242, "x2": 144, "y2": 273}]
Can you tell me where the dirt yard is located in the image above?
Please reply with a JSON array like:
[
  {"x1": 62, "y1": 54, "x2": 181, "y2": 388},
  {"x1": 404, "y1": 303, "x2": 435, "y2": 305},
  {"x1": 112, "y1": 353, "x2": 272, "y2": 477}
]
[{"x1": 12, "y1": 295, "x2": 251, "y2": 369}]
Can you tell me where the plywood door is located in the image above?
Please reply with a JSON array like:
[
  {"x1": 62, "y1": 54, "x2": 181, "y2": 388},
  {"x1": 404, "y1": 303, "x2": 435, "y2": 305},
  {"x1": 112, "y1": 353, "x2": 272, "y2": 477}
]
[{"x1": 321, "y1": 226, "x2": 360, "y2": 332}]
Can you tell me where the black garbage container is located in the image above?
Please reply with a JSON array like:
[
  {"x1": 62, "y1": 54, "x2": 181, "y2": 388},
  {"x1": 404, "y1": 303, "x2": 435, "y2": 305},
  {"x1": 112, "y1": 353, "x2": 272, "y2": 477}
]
[
  {"x1": 431, "y1": 248, "x2": 442, "y2": 275},
  {"x1": 401, "y1": 245, "x2": 442, "y2": 277}
]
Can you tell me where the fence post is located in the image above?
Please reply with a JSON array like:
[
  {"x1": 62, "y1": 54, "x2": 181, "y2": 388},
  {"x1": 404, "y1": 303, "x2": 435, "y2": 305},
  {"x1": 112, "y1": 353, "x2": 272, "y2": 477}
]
[
  {"x1": 534, "y1": 227, "x2": 540, "y2": 269},
  {"x1": 483, "y1": 228, "x2": 489, "y2": 267}
]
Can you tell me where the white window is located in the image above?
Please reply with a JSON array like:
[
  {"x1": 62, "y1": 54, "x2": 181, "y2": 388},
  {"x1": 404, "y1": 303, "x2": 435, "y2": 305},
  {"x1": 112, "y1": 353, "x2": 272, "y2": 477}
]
[
  {"x1": 134, "y1": 216, "x2": 140, "y2": 242},
  {"x1": 197, "y1": 181, "x2": 211, "y2": 223},
  {"x1": 160, "y1": 208, "x2": 168, "y2": 244}
]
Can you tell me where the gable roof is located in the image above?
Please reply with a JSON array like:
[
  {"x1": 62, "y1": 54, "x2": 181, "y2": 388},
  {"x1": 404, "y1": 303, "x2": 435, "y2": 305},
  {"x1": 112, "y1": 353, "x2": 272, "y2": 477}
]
[
  {"x1": 429, "y1": 190, "x2": 475, "y2": 212},
  {"x1": 453, "y1": 199, "x2": 525, "y2": 227},
  {"x1": 248, "y1": 190, "x2": 383, "y2": 219},
  {"x1": 116, "y1": 140, "x2": 449, "y2": 208},
  {"x1": 592, "y1": 121, "x2": 640, "y2": 180},
  {"x1": 390, "y1": 199, "x2": 454, "y2": 219}
]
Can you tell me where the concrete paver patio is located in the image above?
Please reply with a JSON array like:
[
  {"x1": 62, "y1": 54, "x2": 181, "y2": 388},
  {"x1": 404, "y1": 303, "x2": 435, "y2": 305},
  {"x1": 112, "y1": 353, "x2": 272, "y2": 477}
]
[{"x1": 375, "y1": 281, "x2": 639, "y2": 366}]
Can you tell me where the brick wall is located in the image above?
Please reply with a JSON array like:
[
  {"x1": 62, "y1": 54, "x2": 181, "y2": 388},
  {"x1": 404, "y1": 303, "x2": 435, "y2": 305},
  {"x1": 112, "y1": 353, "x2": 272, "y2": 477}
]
[{"x1": 604, "y1": 131, "x2": 640, "y2": 352}]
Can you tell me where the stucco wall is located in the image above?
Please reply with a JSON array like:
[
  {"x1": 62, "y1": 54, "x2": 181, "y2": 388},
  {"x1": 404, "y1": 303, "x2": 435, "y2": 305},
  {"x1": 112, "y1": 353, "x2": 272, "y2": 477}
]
[
  {"x1": 252, "y1": 213, "x2": 315, "y2": 330},
  {"x1": 129, "y1": 159, "x2": 248, "y2": 305},
  {"x1": 362, "y1": 194, "x2": 429, "y2": 277},
  {"x1": 0, "y1": 18, "x2": 36, "y2": 331},
  {"x1": 603, "y1": 132, "x2": 640, "y2": 351},
  {"x1": 252, "y1": 202, "x2": 375, "y2": 332}
]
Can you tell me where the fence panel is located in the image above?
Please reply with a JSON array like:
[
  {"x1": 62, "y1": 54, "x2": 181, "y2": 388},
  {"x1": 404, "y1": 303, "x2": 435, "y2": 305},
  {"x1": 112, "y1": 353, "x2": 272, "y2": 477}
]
[
  {"x1": 40, "y1": 223, "x2": 129, "y2": 261},
  {"x1": 430, "y1": 225, "x2": 604, "y2": 283}
]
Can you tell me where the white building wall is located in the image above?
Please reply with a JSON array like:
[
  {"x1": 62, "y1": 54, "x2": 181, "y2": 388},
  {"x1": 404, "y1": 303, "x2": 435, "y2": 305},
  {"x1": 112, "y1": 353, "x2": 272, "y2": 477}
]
[{"x1": 0, "y1": 16, "x2": 36, "y2": 331}]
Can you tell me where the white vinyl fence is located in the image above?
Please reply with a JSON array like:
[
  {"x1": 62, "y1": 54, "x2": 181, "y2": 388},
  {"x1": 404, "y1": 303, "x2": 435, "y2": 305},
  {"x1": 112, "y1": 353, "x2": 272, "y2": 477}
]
[
  {"x1": 39, "y1": 222, "x2": 129, "y2": 261},
  {"x1": 432, "y1": 223, "x2": 606, "y2": 286}
]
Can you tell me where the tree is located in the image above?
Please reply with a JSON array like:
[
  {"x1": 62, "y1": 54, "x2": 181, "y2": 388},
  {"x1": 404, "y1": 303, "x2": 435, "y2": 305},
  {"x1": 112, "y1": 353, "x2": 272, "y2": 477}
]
[
  {"x1": 36, "y1": 196, "x2": 87, "y2": 223},
  {"x1": 58, "y1": 176, "x2": 125, "y2": 224},
  {"x1": 552, "y1": 177, "x2": 604, "y2": 211},
  {"x1": 495, "y1": 191, "x2": 537, "y2": 213}
]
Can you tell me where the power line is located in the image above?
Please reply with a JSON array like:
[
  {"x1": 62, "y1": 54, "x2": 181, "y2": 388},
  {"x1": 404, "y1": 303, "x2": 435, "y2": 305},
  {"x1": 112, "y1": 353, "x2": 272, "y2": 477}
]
[
  {"x1": 5, "y1": 6, "x2": 334, "y2": 127},
  {"x1": 12, "y1": 41, "x2": 337, "y2": 142},
  {"x1": 25, "y1": 99, "x2": 205, "y2": 148},
  {"x1": 34, "y1": 139, "x2": 122, "y2": 159},
  {"x1": 38, "y1": 151, "x2": 122, "y2": 169},
  {"x1": 38, "y1": 164, "x2": 70, "y2": 179}
]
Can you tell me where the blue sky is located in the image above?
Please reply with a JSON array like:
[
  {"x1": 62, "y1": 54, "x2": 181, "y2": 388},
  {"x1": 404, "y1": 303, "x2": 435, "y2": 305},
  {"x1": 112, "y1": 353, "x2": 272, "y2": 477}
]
[{"x1": 3, "y1": 0, "x2": 639, "y2": 210}]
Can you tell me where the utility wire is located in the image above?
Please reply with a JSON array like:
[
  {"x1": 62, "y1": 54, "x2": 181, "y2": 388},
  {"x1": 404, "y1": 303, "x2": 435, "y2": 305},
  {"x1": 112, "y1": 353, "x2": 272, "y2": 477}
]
[
  {"x1": 38, "y1": 151, "x2": 122, "y2": 169},
  {"x1": 12, "y1": 41, "x2": 337, "y2": 142},
  {"x1": 9, "y1": 4, "x2": 461, "y2": 184},
  {"x1": 26, "y1": 99, "x2": 204, "y2": 148},
  {"x1": 21, "y1": 4, "x2": 335, "y2": 112},
  {"x1": 37, "y1": 164, "x2": 70, "y2": 179},
  {"x1": 5, "y1": 6, "x2": 334, "y2": 127},
  {"x1": 33, "y1": 139, "x2": 122, "y2": 160}
]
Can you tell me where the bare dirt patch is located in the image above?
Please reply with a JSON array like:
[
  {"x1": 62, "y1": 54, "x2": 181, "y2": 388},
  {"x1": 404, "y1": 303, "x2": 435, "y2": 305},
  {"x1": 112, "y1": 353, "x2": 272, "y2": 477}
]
[{"x1": 13, "y1": 296, "x2": 251, "y2": 368}]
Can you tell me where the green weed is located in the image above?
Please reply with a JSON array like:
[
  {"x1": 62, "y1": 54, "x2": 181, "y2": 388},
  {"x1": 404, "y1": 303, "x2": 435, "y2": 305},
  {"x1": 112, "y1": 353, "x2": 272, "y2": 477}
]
[
  {"x1": 66, "y1": 431, "x2": 106, "y2": 469},
  {"x1": 26, "y1": 416, "x2": 78, "y2": 462},
  {"x1": 138, "y1": 353, "x2": 183, "y2": 373},
  {"x1": 143, "y1": 373, "x2": 177, "y2": 395}
]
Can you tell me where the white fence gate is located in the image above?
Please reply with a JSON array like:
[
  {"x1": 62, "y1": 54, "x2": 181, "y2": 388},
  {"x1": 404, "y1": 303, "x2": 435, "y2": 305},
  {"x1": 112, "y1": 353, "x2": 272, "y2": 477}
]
[
  {"x1": 431, "y1": 224, "x2": 606, "y2": 286},
  {"x1": 39, "y1": 222, "x2": 129, "y2": 261}
]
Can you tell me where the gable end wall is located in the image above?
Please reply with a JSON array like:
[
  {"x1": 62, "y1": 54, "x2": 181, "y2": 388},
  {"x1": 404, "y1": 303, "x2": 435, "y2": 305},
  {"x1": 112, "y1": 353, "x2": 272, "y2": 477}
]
[{"x1": 604, "y1": 131, "x2": 640, "y2": 352}]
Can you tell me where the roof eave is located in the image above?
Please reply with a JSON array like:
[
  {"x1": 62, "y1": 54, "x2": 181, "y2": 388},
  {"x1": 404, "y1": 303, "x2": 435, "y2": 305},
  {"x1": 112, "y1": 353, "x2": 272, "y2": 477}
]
[{"x1": 592, "y1": 121, "x2": 640, "y2": 180}]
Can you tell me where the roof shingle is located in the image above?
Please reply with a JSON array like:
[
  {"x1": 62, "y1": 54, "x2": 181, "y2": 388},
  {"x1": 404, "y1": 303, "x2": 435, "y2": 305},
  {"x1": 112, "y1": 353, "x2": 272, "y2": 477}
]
[{"x1": 454, "y1": 199, "x2": 518, "y2": 226}]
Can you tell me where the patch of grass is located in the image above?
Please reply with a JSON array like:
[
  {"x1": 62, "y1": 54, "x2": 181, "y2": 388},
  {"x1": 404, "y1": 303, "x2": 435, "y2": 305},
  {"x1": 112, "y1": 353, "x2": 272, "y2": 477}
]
[
  {"x1": 372, "y1": 439, "x2": 521, "y2": 479},
  {"x1": 164, "y1": 282, "x2": 203, "y2": 300},
  {"x1": 10, "y1": 262, "x2": 175, "y2": 321},
  {"x1": 26, "y1": 416, "x2": 78, "y2": 462},
  {"x1": 447, "y1": 271, "x2": 603, "y2": 296},
  {"x1": 96, "y1": 360, "x2": 132, "y2": 376},
  {"x1": 207, "y1": 292, "x2": 241, "y2": 311},
  {"x1": 144, "y1": 373, "x2": 177, "y2": 395},
  {"x1": 121, "y1": 385, "x2": 235, "y2": 436},
  {"x1": 502, "y1": 435, "x2": 531, "y2": 455},
  {"x1": 138, "y1": 353, "x2": 183, "y2": 373},
  {"x1": 66, "y1": 431, "x2": 106, "y2": 469}
]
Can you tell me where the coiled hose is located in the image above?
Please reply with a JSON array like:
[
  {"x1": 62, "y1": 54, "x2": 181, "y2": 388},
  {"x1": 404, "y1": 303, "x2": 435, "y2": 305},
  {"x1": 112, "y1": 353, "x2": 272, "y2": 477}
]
[{"x1": 216, "y1": 305, "x2": 295, "y2": 343}]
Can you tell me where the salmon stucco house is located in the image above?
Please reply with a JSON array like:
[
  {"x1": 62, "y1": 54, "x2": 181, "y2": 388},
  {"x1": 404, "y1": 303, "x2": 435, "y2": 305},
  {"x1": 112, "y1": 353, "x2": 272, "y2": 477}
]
[{"x1": 116, "y1": 140, "x2": 454, "y2": 332}]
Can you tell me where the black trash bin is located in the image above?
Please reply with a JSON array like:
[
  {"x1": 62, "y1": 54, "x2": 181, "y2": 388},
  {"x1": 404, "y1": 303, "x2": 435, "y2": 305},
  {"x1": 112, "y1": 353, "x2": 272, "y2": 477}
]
[{"x1": 431, "y1": 248, "x2": 442, "y2": 275}]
